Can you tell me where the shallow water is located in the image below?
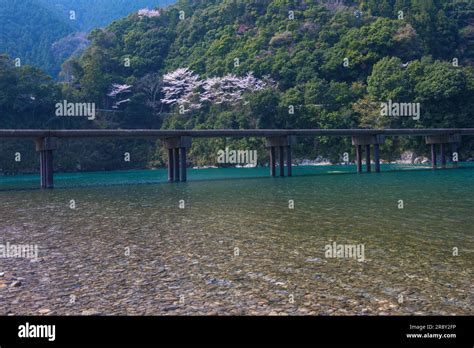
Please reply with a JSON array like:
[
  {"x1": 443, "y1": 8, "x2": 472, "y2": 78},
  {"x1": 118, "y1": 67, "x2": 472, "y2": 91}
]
[{"x1": 0, "y1": 164, "x2": 473, "y2": 315}]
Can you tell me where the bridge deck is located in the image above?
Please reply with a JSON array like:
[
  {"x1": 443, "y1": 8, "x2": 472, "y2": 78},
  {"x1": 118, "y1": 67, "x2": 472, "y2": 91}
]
[{"x1": 1, "y1": 128, "x2": 474, "y2": 138}]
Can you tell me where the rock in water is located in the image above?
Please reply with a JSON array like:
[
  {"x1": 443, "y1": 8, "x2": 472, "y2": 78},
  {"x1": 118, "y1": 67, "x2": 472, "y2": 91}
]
[{"x1": 10, "y1": 281, "x2": 22, "y2": 288}]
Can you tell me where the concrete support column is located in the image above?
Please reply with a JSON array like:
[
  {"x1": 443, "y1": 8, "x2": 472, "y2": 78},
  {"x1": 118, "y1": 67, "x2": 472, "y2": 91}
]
[
  {"x1": 356, "y1": 145, "x2": 362, "y2": 173},
  {"x1": 426, "y1": 134, "x2": 461, "y2": 170},
  {"x1": 39, "y1": 151, "x2": 49, "y2": 188},
  {"x1": 163, "y1": 136, "x2": 192, "y2": 183},
  {"x1": 168, "y1": 148, "x2": 174, "y2": 182},
  {"x1": 36, "y1": 137, "x2": 57, "y2": 189},
  {"x1": 279, "y1": 146, "x2": 285, "y2": 177},
  {"x1": 286, "y1": 145, "x2": 292, "y2": 177},
  {"x1": 266, "y1": 136, "x2": 296, "y2": 178},
  {"x1": 352, "y1": 135, "x2": 384, "y2": 174},
  {"x1": 174, "y1": 148, "x2": 180, "y2": 182},
  {"x1": 431, "y1": 144, "x2": 437, "y2": 169},
  {"x1": 180, "y1": 147, "x2": 187, "y2": 182},
  {"x1": 365, "y1": 144, "x2": 371, "y2": 173},
  {"x1": 440, "y1": 143, "x2": 446, "y2": 169},
  {"x1": 374, "y1": 143, "x2": 380, "y2": 173},
  {"x1": 269, "y1": 147, "x2": 276, "y2": 177}
]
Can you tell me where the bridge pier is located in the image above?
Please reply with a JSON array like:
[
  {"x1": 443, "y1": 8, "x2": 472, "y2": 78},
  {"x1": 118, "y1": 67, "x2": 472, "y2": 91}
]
[
  {"x1": 266, "y1": 136, "x2": 296, "y2": 177},
  {"x1": 352, "y1": 135, "x2": 385, "y2": 173},
  {"x1": 356, "y1": 145, "x2": 362, "y2": 173},
  {"x1": 163, "y1": 136, "x2": 192, "y2": 182},
  {"x1": 180, "y1": 147, "x2": 187, "y2": 181},
  {"x1": 430, "y1": 144, "x2": 437, "y2": 169},
  {"x1": 167, "y1": 149, "x2": 174, "y2": 181},
  {"x1": 365, "y1": 145, "x2": 371, "y2": 173},
  {"x1": 35, "y1": 137, "x2": 57, "y2": 189},
  {"x1": 174, "y1": 148, "x2": 180, "y2": 182},
  {"x1": 269, "y1": 146, "x2": 276, "y2": 177},
  {"x1": 426, "y1": 134, "x2": 461, "y2": 169},
  {"x1": 374, "y1": 144, "x2": 380, "y2": 173},
  {"x1": 286, "y1": 145, "x2": 292, "y2": 177},
  {"x1": 440, "y1": 143, "x2": 446, "y2": 168},
  {"x1": 279, "y1": 146, "x2": 285, "y2": 177}
]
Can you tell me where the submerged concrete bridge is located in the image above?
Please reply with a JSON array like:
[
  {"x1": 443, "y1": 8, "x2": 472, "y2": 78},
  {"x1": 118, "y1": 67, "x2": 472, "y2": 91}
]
[{"x1": 1, "y1": 128, "x2": 473, "y2": 188}]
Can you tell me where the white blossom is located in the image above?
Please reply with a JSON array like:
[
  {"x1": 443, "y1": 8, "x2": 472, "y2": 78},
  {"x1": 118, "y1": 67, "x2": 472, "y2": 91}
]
[
  {"x1": 161, "y1": 68, "x2": 202, "y2": 113},
  {"x1": 161, "y1": 68, "x2": 275, "y2": 113},
  {"x1": 107, "y1": 84, "x2": 132, "y2": 109},
  {"x1": 200, "y1": 73, "x2": 272, "y2": 105},
  {"x1": 107, "y1": 84, "x2": 132, "y2": 97},
  {"x1": 138, "y1": 8, "x2": 161, "y2": 18}
]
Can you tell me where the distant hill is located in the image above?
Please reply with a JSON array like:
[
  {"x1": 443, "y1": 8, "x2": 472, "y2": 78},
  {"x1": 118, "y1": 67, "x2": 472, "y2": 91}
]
[
  {"x1": 0, "y1": 0, "x2": 74, "y2": 76},
  {"x1": 36, "y1": 0, "x2": 176, "y2": 32},
  {"x1": 0, "y1": 0, "x2": 176, "y2": 76}
]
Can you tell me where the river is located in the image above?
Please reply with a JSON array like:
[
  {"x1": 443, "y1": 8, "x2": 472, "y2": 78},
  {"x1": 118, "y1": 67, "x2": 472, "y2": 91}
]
[{"x1": 0, "y1": 164, "x2": 472, "y2": 315}]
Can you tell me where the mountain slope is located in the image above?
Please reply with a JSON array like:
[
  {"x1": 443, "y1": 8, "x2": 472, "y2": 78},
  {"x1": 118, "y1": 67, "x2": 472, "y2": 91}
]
[
  {"x1": 0, "y1": 0, "x2": 176, "y2": 76},
  {"x1": 36, "y1": 0, "x2": 176, "y2": 32},
  {"x1": 0, "y1": 0, "x2": 74, "y2": 75}
]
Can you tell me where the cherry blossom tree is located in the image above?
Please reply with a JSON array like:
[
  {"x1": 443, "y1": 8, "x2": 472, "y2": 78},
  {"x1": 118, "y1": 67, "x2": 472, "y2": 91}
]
[
  {"x1": 201, "y1": 73, "x2": 273, "y2": 105},
  {"x1": 201, "y1": 76, "x2": 244, "y2": 105},
  {"x1": 161, "y1": 68, "x2": 274, "y2": 113},
  {"x1": 138, "y1": 8, "x2": 161, "y2": 18},
  {"x1": 161, "y1": 68, "x2": 202, "y2": 113},
  {"x1": 107, "y1": 84, "x2": 132, "y2": 109}
]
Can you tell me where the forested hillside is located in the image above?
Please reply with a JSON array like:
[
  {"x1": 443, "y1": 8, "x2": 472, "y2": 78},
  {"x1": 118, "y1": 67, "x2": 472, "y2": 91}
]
[
  {"x1": 1, "y1": 0, "x2": 474, "y2": 173},
  {"x1": 65, "y1": 0, "x2": 474, "y2": 162}
]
